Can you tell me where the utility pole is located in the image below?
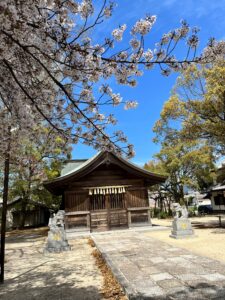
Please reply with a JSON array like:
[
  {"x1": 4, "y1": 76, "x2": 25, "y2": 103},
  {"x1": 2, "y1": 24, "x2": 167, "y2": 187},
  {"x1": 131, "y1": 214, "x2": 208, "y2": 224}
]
[{"x1": 0, "y1": 126, "x2": 11, "y2": 283}]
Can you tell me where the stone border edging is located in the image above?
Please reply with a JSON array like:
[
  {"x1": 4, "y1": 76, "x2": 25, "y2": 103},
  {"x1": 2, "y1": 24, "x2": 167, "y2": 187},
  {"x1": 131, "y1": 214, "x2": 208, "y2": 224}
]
[{"x1": 91, "y1": 235, "x2": 137, "y2": 299}]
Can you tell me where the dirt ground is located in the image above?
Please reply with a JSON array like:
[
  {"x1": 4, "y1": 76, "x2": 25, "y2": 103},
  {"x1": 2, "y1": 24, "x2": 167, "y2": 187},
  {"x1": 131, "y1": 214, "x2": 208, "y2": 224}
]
[
  {"x1": 0, "y1": 230, "x2": 104, "y2": 300},
  {"x1": 147, "y1": 216, "x2": 225, "y2": 263}
]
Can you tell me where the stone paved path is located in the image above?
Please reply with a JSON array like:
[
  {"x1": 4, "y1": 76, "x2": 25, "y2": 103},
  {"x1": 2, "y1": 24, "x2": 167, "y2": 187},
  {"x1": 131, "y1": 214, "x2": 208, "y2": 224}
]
[
  {"x1": 0, "y1": 234, "x2": 103, "y2": 300},
  {"x1": 93, "y1": 231, "x2": 225, "y2": 299}
]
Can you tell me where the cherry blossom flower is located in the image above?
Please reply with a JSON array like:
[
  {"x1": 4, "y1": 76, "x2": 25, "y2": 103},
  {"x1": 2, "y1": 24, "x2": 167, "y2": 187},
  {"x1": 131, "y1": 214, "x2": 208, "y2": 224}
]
[
  {"x1": 112, "y1": 24, "x2": 127, "y2": 41},
  {"x1": 124, "y1": 101, "x2": 138, "y2": 110},
  {"x1": 131, "y1": 16, "x2": 157, "y2": 36},
  {"x1": 0, "y1": 0, "x2": 222, "y2": 159}
]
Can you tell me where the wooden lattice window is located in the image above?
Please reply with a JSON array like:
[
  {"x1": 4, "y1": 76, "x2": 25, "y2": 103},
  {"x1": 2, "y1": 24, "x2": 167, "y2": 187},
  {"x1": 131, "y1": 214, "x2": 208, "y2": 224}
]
[
  {"x1": 90, "y1": 194, "x2": 106, "y2": 210},
  {"x1": 110, "y1": 193, "x2": 125, "y2": 209},
  {"x1": 127, "y1": 189, "x2": 148, "y2": 208},
  {"x1": 65, "y1": 192, "x2": 89, "y2": 212}
]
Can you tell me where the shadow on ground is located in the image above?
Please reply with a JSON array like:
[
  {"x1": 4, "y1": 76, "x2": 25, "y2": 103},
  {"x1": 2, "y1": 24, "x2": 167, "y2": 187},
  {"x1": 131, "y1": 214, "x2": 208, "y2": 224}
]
[
  {"x1": 133, "y1": 282, "x2": 225, "y2": 300},
  {"x1": 192, "y1": 221, "x2": 225, "y2": 230},
  {"x1": 0, "y1": 255, "x2": 102, "y2": 300},
  {"x1": 5, "y1": 233, "x2": 46, "y2": 244},
  {"x1": 1, "y1": 232, "x2": 104, "y2": 300}
]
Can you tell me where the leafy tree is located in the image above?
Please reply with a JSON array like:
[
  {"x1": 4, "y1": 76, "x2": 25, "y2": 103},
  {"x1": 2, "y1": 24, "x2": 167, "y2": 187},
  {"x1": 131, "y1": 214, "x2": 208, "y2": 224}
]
[
  {"x1": 7, "y1": 126, "x2": 71, "y2": 228},
  {"x1": 145, "y1": 140, "x2": 215, "y2": 204},
  {"x1": 215, "y1": 161, "x2": 225, "y2": 184},
  {"x1": 153, "y1": 61, "x2": 225, "y2": 156}
]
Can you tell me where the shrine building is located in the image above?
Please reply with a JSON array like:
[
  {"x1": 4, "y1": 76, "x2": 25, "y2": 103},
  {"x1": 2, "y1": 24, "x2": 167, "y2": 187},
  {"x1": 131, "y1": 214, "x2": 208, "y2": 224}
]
[{"x1": 44, "y1": 151, "x2": 166, "y2": 232}]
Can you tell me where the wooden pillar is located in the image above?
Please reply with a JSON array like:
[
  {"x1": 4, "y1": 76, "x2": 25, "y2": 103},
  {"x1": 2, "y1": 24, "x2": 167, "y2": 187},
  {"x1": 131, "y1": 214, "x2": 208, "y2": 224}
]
[
  {"x1": 106, "y1": 194, "x2": 110, "y2": 230},
  {"x1": 87, "y1": 213, "x2": 91, "y2": 229},
  {"x1": 87, "y1": 195, "x2": 90, "y2": 211},
  {"x1": 60, "y1": 192, "x2": 65, "y2": 210},
  {"x1": 125, "y1": 191, "x2": 130, "y2": 228},
  {"x1": 124, "y1": 191, "x2": 128, "y2": 209}
]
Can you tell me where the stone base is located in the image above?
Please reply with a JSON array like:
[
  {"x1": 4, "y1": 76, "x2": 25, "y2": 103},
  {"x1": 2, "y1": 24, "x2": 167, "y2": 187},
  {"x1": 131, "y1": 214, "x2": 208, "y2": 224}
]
[
  {"x1": 170, "y1": 218, "x2": 195, "y2": 239},
  {"x1": 170, "y1": 234, "x2": 196, "y2": 239},
  {"x1": 44, "y1": 228, "x2": 71, "y2": 253},
  {"x1": 44, "y1": 245, "x2": 71, "y2": 253}
]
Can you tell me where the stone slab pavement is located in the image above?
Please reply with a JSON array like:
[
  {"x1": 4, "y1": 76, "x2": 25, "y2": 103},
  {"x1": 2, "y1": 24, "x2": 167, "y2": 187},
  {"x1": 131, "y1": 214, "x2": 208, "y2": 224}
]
[{"x1": 92, "y1": 231, "x2": 225, "y2": 299}]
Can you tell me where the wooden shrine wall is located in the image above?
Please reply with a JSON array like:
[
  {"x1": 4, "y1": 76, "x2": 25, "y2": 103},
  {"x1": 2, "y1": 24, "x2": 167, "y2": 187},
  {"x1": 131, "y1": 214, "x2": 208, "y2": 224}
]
[{"x1": 63, "y1": 163, "x2": 152, "y2": 231}]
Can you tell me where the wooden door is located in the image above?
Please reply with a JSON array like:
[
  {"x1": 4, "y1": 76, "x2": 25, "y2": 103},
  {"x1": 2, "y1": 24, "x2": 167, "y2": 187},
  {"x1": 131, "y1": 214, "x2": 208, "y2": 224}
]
[
  {"x1": 90, "y1": 194, "x2": 108, "y2": 231},
  {"x1": 108, "y1": 193, "x2": 128, "y2": 229},
  {"x1": 90, "y1": 193, "x2": 129, "y2": 231}
]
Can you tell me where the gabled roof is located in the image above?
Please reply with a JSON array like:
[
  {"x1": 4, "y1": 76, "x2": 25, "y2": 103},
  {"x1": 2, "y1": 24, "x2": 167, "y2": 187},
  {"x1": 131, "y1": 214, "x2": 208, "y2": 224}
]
[
  {"x1": 60, "y1": 152, "x2": 100, "y2": 177},
  {"x1": 61, "y1": 159, "x2": 88, "y2": 176},
  {"x1": 0, "y1": 197, "x2": 49, "y2": 209},
  {"x1": 44, "y1": 151, "x2": 166, "y2": 195}
]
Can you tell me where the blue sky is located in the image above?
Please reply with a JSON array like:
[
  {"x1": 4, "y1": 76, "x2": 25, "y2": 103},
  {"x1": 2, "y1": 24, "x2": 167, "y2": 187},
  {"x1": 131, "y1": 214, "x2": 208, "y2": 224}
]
[{"x1": 72, "y1": 0, "x2": 225, "y2": 165}]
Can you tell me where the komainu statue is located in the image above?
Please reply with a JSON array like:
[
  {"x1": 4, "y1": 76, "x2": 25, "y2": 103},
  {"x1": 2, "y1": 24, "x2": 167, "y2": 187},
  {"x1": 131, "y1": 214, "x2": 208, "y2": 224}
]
[
  {"x1": 48, "y1": 210, "x2": 65, "y2": 229},
  {"x1": 44, "y1": 210, "x2": 71, "y2": 253},
  {"x1": 170, "y1": 203, "x2": 195, "y2": 239},
  {"x1": 172, "y1": 203, "x2": 188, "y2": 219}
]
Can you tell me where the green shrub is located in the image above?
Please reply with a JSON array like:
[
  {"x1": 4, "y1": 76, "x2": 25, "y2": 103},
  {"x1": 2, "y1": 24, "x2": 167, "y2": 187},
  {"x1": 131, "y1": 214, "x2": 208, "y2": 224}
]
[
  {"x1": 157, "y1": 211, "x2": 169, "y2": 219},
  {"x1": 188, "y1": 206, "x2": 197, "y2": 217},
  {"x1": 153, "y1": 207, "x2": 161, "y2": 217}
]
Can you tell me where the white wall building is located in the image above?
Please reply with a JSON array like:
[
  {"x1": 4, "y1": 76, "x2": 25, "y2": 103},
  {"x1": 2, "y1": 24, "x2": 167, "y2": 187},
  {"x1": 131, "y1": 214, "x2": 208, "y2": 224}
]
[
  {"x1": 184, "y1": 192, "x2": 211, "y2": 207},
  {"x1": 209, "y1": 184, "x2": 225, "y2": 213}
]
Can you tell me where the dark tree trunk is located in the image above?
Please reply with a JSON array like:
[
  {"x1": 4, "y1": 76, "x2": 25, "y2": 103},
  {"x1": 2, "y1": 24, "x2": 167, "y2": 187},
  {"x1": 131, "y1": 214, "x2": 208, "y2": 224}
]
[
  {"x1": 0, "y1": 131, "x2": 10, "y2": 283},
  {"x1": 179, "y1": 185, "x2": 184, "y2": 204},
  {"x1": 159, "y1": 194, "x2": 163, "y2": 212},
  {"x1": 168, "y1": 197, "x2": 172, "y2": 216}
]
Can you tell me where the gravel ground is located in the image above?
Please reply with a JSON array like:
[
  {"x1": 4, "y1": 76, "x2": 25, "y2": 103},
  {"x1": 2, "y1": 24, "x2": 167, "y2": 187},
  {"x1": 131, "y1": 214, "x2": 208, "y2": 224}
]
[
  {"x1": 0, "y1": 232, "x2": 104, "y2": 300},
  {"x1": 148, "y1": 216, "x2": 225, "y2": 263}
]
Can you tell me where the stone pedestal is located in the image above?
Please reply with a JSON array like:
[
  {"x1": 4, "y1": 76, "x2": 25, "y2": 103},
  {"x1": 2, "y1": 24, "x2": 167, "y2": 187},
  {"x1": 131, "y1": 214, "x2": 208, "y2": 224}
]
[
  {"x1": 44, "y1": 227, "x2": 71, "y2": 253},
  {"x1": 170, "y1": 218, "x2": 195, "y2": 239}
]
